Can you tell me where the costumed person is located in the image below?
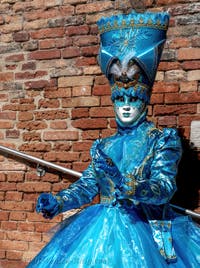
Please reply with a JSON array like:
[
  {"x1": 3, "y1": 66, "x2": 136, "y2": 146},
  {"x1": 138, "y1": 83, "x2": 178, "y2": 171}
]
[{"x1": 27, "y1": 11, "x2": 200, "y2": 268}]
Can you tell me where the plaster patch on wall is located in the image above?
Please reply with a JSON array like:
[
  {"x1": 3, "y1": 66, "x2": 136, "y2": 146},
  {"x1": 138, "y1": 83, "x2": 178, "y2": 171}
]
[{"x1": 190, "y1": 120, "x2": 200, "y2": 149}]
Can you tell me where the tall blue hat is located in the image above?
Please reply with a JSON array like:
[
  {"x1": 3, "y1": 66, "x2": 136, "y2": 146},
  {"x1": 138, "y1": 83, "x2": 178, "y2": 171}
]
[{"x1": 97, "y1": 11, "x2": 170, "y2": 103}]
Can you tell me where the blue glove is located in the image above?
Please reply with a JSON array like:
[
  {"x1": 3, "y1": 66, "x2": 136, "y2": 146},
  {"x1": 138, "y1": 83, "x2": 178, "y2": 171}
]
[
  {"x1": 36, "y1": 193, "x2": 61, "y2": 219},
  {"x1": 93, "y1": 144, "x2": 123, "y2": 187}
]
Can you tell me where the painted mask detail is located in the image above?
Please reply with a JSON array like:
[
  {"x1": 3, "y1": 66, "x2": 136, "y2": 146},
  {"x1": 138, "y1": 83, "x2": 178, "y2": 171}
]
[{"x1": 97, "y1": 12, "x2": 170, "y2": 103}]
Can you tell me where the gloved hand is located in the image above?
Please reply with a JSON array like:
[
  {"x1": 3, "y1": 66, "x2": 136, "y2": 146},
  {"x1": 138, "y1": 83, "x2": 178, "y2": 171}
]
[
  {"x1": 36, "y1": 193, "x2": 61, "y2": 219},
  {"x1": 93, "y1": 144, "x2": 123, "y2": 187}
]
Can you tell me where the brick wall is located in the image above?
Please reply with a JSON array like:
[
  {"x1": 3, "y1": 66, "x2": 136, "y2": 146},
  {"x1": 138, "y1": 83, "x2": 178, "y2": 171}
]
[{"x1": 0, "y1": 0, "x2": 199, "y2": 267}]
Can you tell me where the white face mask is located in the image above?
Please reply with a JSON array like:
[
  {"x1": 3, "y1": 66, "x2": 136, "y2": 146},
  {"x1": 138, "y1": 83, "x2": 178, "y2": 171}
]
[{"x1": 114, "y1": 95, "x2": 145, "y2": 125}]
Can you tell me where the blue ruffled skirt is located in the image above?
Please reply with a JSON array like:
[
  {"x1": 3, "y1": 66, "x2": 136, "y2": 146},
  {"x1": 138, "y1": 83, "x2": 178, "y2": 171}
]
[{"x1": 27, "y1": 204, "x2": 200, "y2": 268}]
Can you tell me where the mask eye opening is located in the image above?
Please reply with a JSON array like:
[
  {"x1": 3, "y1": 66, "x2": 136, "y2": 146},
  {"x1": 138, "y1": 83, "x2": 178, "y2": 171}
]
[{"x1": 115, "y1": 96, "x2": 124, "y2": 102}]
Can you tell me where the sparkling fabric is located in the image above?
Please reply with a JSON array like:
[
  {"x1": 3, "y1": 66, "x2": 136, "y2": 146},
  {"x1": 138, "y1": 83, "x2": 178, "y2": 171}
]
[{"x1": 27, "y1": 118, "x2": 200, "y2": 268}]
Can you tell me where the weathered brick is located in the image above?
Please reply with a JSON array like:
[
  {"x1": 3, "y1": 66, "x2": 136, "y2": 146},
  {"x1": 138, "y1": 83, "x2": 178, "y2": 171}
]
[
  {"x1": 72, "y1": 141, "x2": 93, "y2": 152},
  {"x1": 0, "y1": 200, "x2": 34, "y2": 211},
  {"x1": 22, "y1": 61, "x2": 36, "y2": 71},
  {"x1": 72, "y1": 86, "x2": 91, "y2": 97},
  {"x1": 3, "y1": 103, "x2": 36, "y2": 112},
  {"x1": 58, "y1": 76, "x2": 94, "y2": 87},
  {"x1": 76, "y1": 56, "x2": 97, "y2": 66},
  {"x1": 76, "y1": 1, "x2": 113, "y2": 14},
  {"x1": 83, "y1": 66, "x2": 101, "y2": 75},
  {"x1": 13, "y1": 31, "x2": 29, "y2": 42},
  {"x1": 6, "y1": 129, "x2": 20, "y2": 139},
  {"x1": 180, "y1": 81, "x2": 198, "y2": 92},
  {"x1": 5, "y1": 54, "x2": 25, "y2": 62},
  {"x1": 17, "y1": 121, "x2": 47, "y2": 131},
  {"x1": 62, "y1": 96, "x2": 99, "y2": 108},
  {"x1": 72, "y1": 118, "x2": 107, "y2": 129},
  {"x1": 18, "y1": 222, "x2": 35, "y2": 232},
  {"x1": 89, "y1": 107, "x2": 114, "y2": 118},
  {"x1": 165, "y1": 70, "x2": 187, "y2": 81},
  {"x1": 154, "y1": 104, "x2": 197, "y2": 116},
  {"x1": 62, "y1": 47, "x2": 81, "y2": 58},
  {"x1": 0, "y1": 121, "x2": 14, "y2": 129},
  {"x1": 22, "y1": 132, "x2": 41, "y2": 142},
  {"x1": 38, "y1": 99, "x2": 60, "y2": 109},
  {"x1": 43, "y1": 131, "x2": 79, "y2": 141},
  {"x1": 168, "y1": 25, "x2": 200, "y2": 37},
  {"x1": 72, "y1": 161, "x2": 89, "y2": 172},
  {"x1": 187, "y1": 70, "x2": 200, "y2": 81},
  {"x1": 0, "y1": 72, "x2": 14, "y2": 82},
  {"x1": 34, "y1": 110, "x2": 69, "y2": 120},
  {"x1": 0, "y1": 162, "x2": 26, "y2": 172},
  {"x1": 35, "y1": 222, "x2": 56, "y2": 232},
  {"x1": 158, "y1": 62, "x2": 181, "y2": 71},
  {"x1": 44, "y1": 88, "x2": 71, "y2": 99},
  {"x1": 18, "y1": 112, "x2": 33, "y2": 121},
  {"x1": 6, "y1": 191, "x2": 22, "y2": 204},
  {"x1": 19, "y1": 142, "x2": 51, "y2": 152},
  {"x1": 28, "y1": 49, "x2": 61, "y2": 60},
  {"x1": 17, "y1": 182, "x2": 51, "y2": 193},
  {"x1": 0, "y1": 174, "x2": 6, "y2": 182},
  {"x1": 82, "y1": 130, "x2": 100, "y2": 140},
  {"x1": 0, "y1": 111, "x2": 16, "y2": 120},
  {"x1": 6, "y1": 250, "x2": 24, "y2": 260},
  {"x1": 0, "y1": 240, "x2": 28, "y2": 251},
  {"x1": 178, "y1": 48, "x2": 200, "y2": 60},
  {"x1": 0, "y1": 211, "x2": 9, "y2": 221},
  {"x1": 25, "y1": 79, "x2": 56, "y2": 89},
  {"x1": 101, "y1": 129, "x2": 116, "y2": 138},
  {"x1": 66, "y1": 25, "x2": 89, "y2": 36},
  {"x1": 39, "y1": 39, "x2": 56, "y2": 49},
  {"x1": 81, "y1": 46, "x2": 99, "y2": 57},
  {"x1": 93, "y1": 84, "x2": 111, "y2": 96},
  {"x1": 152, "y1": 82, "x2": 179, "y2": 93},
  {"x1": 178, "y1": 115, "x2": 200, "y2": 126},
  {"x1": 168, "y1": 37, "x2": 191, "y2": 49},
  {"x1": 7, "y1": 172, "x2": 24, "y2": 182},
  {"x1": 43, "y1": 152, "x2": 80, "y2": 162},
  {"x1": 155, "y1": 71, "x2": 164, "y2": 81},
  {"x1": 165, "y1": 92, "x2": 200, "y2": 104},
  {"x1": 1, "y1": 221, "x2": 18, "y2": 231},
  {"x1": 158, "y1": 116, "x2": 177, "y2": 127},
  {"x1": 30, "y1": 28, "x2": 65, "y2": 39},
  {"x1": 177, "y1": 14, "x2": 200, "y2": 25},
  {"x1": 73, "y1": 35, "x2": 98, "y2": 47},
  {"x1": 71, "y1": 108, "x2": 89, "y2": 119},
  {"x1": 9, "y1": 211, "x2": 26, "y2": 221},
  {"x1": 182, "y1": 61, "x2": 200, "y2": 70},
  {"x1": 192, "y1": 36, "x2": 200, "y2": 47},
  {"x1": 150, "y1": 94, "x2": 164, "y2": 104},
  {"x1": 50, "y1": 120, "x2": 67, "y2": 129},
  {"x1": 101, "y1": 96, "x2": 113, "y2": 106}
]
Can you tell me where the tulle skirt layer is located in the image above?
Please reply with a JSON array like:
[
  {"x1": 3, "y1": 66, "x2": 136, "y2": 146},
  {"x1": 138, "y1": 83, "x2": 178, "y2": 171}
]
[{"x1": 27, "y1": 204, "x2": 200, "y2": 268}]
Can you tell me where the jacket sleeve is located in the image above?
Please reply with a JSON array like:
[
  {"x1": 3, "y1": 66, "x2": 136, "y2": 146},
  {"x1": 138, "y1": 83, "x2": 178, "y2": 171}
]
[
  {"x1": 123, "y1": 128, "x2": 182, "y2": 205},
  {"x1": 55, "y1": 162, "x2": 99, "y2": 213},
  {"x1": 54, "y1": 139, "x2": 102, "y2": 213}
]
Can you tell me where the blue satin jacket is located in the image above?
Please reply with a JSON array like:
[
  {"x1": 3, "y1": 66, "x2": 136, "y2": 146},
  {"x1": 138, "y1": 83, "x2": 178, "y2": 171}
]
[
  {"x1": 37, "y1": 114, "x2": 182, "y2": 262},
  {"x1": 55, "y1": 116, "x2": 182, "y2": 216}
]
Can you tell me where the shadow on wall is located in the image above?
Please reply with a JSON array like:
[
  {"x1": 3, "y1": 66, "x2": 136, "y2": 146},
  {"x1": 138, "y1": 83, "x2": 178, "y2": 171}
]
[{"x1": 172, "y1": 135, "x2": 200, "y2": 211}]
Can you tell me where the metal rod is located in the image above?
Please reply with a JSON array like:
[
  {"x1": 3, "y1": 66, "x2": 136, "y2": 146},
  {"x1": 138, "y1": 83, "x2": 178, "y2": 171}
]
[
  {"x1": 0, "y1": 145, "x2": 82, "y2": 178},
  {"x1": 0, "y1": 145, "x2": 199, "y2": 219},
  {"x1": 170, "y1": 204, "x2": 200, "y2": 220}
]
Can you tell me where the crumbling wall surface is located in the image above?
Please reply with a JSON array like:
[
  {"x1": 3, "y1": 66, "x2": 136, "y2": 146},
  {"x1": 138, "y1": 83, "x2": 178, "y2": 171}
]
[{"x1": 0, "y1": 0, "x2": 199, "y2": 267}]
